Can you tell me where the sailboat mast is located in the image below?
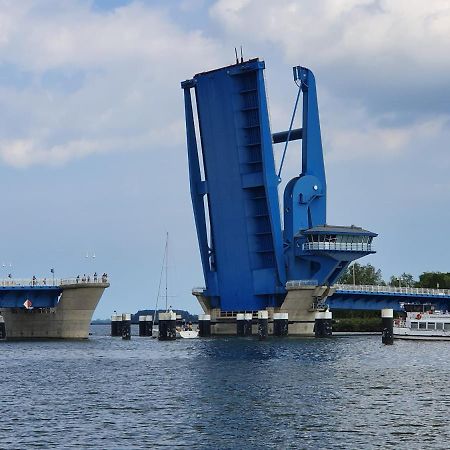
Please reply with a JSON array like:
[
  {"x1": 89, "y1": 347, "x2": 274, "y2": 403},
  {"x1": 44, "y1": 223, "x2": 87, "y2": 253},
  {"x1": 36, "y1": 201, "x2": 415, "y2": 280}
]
[{"x1": 165, "y1": 232, "x2": 169, "y2": 311}]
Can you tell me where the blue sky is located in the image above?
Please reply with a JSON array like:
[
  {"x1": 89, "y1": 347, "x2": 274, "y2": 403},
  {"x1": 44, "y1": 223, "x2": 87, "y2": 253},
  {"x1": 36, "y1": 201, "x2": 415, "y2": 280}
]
[{"x1": 0, "y1": 0, "x2": 449, "y2": 318}]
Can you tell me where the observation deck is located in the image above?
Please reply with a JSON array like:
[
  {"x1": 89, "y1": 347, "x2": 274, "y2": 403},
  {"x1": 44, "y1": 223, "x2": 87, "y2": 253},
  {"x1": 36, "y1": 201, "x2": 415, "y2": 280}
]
[{"x1": 298, "y1": 225, "x2": 376, "y2": 254}]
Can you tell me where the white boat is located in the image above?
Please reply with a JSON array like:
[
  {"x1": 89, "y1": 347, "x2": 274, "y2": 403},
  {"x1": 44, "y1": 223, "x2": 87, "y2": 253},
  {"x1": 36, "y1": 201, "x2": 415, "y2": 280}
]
[
  {"x1": 393, "y1": 303, "x2": 450, "y2": 341},
  {"x1": 179, "y1": 329, "x2": 199, "y2": 339}
]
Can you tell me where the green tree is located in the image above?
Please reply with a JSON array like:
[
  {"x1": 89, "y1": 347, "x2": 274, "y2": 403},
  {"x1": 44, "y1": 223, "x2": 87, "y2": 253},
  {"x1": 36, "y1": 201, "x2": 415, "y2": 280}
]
[
  {"x1": 388, "y1": 273, "x2": 416, "y2": 287},
  {"x1": 417, "y1": 272, "x2": 450, "y2": 289},
  {"x1": 338, "y1": 262, "x2": 385, "y2": 285}
]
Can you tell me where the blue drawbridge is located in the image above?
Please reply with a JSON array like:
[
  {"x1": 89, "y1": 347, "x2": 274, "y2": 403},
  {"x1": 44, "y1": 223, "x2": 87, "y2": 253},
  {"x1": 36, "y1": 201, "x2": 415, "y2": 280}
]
[{"x1": 182, "y1": 58, "x2": 440, "y2": 314}]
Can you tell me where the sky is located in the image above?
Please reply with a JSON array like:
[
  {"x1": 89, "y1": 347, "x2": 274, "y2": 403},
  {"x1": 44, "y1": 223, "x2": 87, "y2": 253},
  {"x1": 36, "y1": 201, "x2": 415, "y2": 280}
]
[{"x1": 0, "y1": 0, "x2": 449, "y2": 318}]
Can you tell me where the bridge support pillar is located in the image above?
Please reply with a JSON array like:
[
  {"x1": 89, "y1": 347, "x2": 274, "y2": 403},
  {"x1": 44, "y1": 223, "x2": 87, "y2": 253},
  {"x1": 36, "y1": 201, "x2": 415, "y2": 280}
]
[
  {"x1": 121, "y1": 313, "x2": 131, "y2": 340},
  {"x1": 198, "y1": 314, "x2": 211, "y2": 337},
  {"x1": 280, "y1": 284, "x2": 334, "y2": 336},
  {"x1": 111, "y1": 314, "x2": 123, "y2": 337},
  {"x1": 0, "y1": 315, "x2": 5, "y2": 339},
  {"x1": 237, "y1": 313, "x2": 252, "y2": 337},
  {"x1": 315, "y1": 311, "x2": 333, "y2": 337},
  {"x1": 257, "y1": 310, "x2": 268, "y2": 340},
  {"x1": 193, "y1": 284, "x2": 336, "y2": 336},
  {"x1": 139, "y1": 315, "x2": 146, "y2": 336},
  {"x1": 381, "y1": 309, "x2": 394, "y2": 345},
  {"x1": 145, "y1": 315, "x2": 153, "y2": 336},
  {"x1": 158, "y1": 311, "x2": 177, "y2": 341}
]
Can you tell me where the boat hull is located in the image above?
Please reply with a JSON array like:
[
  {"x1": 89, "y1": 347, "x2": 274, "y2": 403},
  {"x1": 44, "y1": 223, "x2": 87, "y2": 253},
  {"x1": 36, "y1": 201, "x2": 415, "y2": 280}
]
[
  {"x1": 394, "y1": 328, "x2": 450, "y2": 341},
  {"x1": 0, "y1": 282, "x2": 109, "y2": 340},
  {"x1": 179, "y1": 330, "x2": 199, "y2": 339}
]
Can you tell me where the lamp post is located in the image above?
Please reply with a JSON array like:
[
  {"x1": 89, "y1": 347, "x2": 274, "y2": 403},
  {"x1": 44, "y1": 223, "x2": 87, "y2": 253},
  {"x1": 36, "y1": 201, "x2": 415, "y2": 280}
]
[
  {"x1": 50, "y1": 268, "x2": 55, "y2": 286},
  {"x1": 85, "y1": 252, "x2": 96, "y2": 279}
]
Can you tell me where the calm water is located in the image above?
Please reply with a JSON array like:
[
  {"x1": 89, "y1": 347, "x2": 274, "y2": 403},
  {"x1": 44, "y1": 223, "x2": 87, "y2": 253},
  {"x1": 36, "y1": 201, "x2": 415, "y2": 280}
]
[{"x1": 1, "y1": 326, "x2": 450, "y2": 449}]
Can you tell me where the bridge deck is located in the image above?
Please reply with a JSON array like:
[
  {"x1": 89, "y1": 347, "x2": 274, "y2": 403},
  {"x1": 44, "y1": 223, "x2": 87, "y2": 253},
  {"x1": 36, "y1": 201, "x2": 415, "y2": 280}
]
[
  {"x1": 0, "y1": 278, "x2": 108, "y2": 309},
  {"x1": 330, "y1": 284, "x2": 450, "y2": 311}
]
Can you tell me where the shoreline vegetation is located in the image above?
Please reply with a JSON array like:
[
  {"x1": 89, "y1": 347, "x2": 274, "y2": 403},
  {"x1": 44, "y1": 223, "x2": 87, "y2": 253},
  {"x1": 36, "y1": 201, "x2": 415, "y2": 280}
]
[{"x1": 92, "y1": 266, "x2": 449, "y2": 332}]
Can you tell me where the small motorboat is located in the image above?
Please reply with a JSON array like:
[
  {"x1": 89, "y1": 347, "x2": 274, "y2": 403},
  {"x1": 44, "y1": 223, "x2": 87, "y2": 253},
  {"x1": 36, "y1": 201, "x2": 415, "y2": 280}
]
[{"x1": 179, "y1": 329, "x2": 199, "y2": 339}]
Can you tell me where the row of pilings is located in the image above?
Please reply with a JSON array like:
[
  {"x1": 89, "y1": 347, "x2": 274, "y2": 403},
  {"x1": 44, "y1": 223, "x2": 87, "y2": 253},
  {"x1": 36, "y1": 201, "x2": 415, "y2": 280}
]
[
  {"x1": 109, "y1": 311, "x2": 332, "y2": 340},
  {"x1": 109, "y1": 309, "x2": 395, "y2": 343}
]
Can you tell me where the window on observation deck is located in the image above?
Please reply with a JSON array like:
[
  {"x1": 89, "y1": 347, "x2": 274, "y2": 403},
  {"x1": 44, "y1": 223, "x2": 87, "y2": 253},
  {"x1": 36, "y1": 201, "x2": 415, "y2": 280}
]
[
  {"x1": 444, "y1": 323, "x2": 450, "y2": 331},
  {"x1": 303, "y1": 232, "x2": 374, "y2": 251},
  {"x1": 419, "y1": 322, "x2": 426, "y2": 329},
  {"x1": 427, "y1": 322, "x2": 436, "y2": 330},
  {"x1": 411, "y1": 321, "x2": 418, "y2": 329}
]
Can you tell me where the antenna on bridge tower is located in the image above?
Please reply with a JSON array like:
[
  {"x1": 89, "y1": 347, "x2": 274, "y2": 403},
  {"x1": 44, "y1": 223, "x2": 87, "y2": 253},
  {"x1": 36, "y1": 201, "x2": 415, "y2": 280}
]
[
  {"x1": 240, "y1": 45, "x2": 244, "y2": 63},
  {"x1": 234, "y1": 47, "x2": 239, "y2": 64}
]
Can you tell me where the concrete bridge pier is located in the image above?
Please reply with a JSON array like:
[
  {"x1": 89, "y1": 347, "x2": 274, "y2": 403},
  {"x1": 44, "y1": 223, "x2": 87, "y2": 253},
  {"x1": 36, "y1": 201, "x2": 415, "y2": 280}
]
[
  {"x1": 193, "y1": 283, "x2": 335, "y2": 337},
  {"x1": 278, "y1": 283, "x2": 334, "y2": 336}
]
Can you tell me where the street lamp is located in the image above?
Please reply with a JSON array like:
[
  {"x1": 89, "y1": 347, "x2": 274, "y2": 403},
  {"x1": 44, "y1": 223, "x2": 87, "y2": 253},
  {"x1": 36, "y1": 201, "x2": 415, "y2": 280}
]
[{"x1": 85, "y1": 252, "x2": 96, "y2": 280}]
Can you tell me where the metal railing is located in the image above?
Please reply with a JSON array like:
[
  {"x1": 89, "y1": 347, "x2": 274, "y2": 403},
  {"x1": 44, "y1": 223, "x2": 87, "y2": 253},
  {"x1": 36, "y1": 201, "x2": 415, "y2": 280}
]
[
  {"x1": 191, "y1": 283, "x2": 449, "y2": 298},
  {"x1": 0, "y1": 276, "x2": 109, "y2": 288},
  {"x1": 286, "y1": 280, "x2": 319, "y2": 288},
  {"x1": 334, "y1": 284, "x2": 450, "y2": 297},
  {"x1": 192, "y1": 287, "x2": 206, "y2": 295},
  {"x1": 303, "y1": 242, "x2": 373, "y2": 252}
]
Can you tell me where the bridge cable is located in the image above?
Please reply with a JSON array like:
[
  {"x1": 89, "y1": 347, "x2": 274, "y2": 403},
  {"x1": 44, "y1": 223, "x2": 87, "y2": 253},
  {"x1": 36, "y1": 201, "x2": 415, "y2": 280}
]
[{"x1": 277, "y1": 81, "x2": 302, "y2": 180}]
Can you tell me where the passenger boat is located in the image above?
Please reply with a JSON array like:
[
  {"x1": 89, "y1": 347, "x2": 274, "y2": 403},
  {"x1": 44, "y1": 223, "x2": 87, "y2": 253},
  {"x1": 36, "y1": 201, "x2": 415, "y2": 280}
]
[{"x1": 393, "y1": 303, "x2": 450, "y2": 341}]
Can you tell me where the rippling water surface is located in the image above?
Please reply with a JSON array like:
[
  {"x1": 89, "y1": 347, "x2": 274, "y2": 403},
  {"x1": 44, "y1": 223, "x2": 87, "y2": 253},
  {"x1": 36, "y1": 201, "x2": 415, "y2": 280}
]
[{"x1": 1, "y1": 325, "x2": 450, "y2": 449}]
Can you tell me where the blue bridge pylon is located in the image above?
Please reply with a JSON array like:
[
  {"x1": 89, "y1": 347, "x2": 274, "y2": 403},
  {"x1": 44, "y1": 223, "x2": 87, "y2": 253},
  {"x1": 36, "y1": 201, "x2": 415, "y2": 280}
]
[{"x1": 182, "y1": 58, "x2": 377, "y2": 312}]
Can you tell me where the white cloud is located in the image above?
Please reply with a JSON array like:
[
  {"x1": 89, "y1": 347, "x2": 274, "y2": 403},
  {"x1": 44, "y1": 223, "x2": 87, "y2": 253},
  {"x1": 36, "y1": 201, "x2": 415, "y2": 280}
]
[
  {"x1": 324, "y1": 111, "x2": 448, "y2": 163},
  {"x1": 210, "y1": 0, "x2": 450, "y2": 117},
  {"x1": 210, "y1": 0, "x2": 450, "y2": 65},
  {"x1": 0, "y1": 0, "x2": 221, "y2": 168}
]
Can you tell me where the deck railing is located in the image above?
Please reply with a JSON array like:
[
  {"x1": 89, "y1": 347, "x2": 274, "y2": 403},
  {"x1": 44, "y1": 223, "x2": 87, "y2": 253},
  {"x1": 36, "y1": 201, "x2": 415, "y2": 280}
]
[
  {"x1": 302, "y1": 242, "x2": 373, "y2": 252},
  {"x1": 191, "y1": 283, "x2": 450, "y2": 297},
  {"x1": 0, "y1": 276, "x2": 108, "y2": 288},
  {"x1": 334, "y1": 284, "x2": 450, "y2": 297},
  {"x1": 286, "y1": 280, "x2": 319, "y2": 288},
  {"x1": 192, "y1": 287, "x2": 206, "y2": 295}
]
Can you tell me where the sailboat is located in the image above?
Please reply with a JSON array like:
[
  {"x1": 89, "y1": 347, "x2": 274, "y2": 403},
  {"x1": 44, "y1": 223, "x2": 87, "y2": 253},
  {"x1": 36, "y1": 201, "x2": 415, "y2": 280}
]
[{"x1": 152, "y1": 233, "x2": 198, "y2": 339}]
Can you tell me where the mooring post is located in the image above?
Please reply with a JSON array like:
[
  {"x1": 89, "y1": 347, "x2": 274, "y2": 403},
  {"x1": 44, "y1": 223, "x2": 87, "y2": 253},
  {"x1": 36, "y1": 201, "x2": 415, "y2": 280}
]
[
  {"x1": 158, "y1": 311, "x2": 177, "y2": 341},
  {"x1": 145, "y1": 315, "x2": 153, "y2": 337},
  {"x1": 381, "y1": 309, "x2": 394, "y2": 345},
  {"x1": 111, "y1": 314, "x2": 121, "y2": 337},
  {"x1": 257, "y1": 310, "x2": 268, "y2": 340},
  {"x1": 273, "y1": 312, "x2": 289, "y2": 336},
  {"x1": 244, "y1": 313, "x2": 253, "y2": 336},
  {"x1": 236, "y1": 313, "x2": 245, "y2": 336},
  {"x1": 121, "y1": 313, "x2": 131, "y2": 340},
  {"x1": 138, "y1": 315, "x2": 146, "y2": 337},
  {"x1": 0, "y1": 315, "x2": 5, "y2": 340},
  {"x1": 315, "y1": 310, "x2": 333, "y2": 338},
  {"x1": 198, "y1": 314, "x2": 211, "y2": 337}
]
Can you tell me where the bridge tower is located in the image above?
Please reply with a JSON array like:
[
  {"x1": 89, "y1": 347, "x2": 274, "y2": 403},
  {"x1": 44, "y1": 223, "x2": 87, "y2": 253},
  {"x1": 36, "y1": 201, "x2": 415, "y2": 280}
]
[{"x1": 182, "y1": 58, "x2": 377, "y2": 335}]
